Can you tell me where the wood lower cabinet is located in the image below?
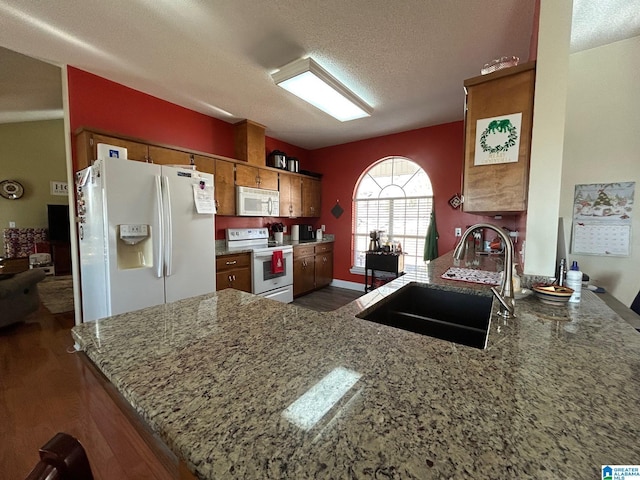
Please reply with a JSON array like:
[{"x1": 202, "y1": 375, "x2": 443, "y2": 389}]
[
  {"x1": 462, "y1": 61, "x2": 536, "y2": 214},
  {"x1": 216, "y1": 252, "x2": 251, "y2": 292},
  {"x1": 293, "y1": 242, "x2": 333, "y2": 297},
  {"x1": 279, "y1": 173, "x2": 302, "y2": 218},
  {"x1": 302, "y1": 177, "x2": 321, "y2": 217},
  {"x1": 314, "y1": 244, "x2": 333, "y2": 289},
  {"x1": 293, "y1": 245, "x2": 316, "y2": 297}
]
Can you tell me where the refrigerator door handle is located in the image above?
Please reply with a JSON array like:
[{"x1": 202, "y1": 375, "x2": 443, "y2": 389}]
[
  {"x1": 155, "y1": 175, "x2": 164, "y2": 278},
  {"x1": 162, "y1": 175, "x2": 174, "y2": 276}
]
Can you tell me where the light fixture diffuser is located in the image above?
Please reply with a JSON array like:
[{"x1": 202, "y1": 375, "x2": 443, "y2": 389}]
[{"x1": 272, "y1": 57, "x2": 372, "y2": 122}]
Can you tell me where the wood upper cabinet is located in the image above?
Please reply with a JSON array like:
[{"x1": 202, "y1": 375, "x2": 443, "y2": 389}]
[
  {"x1": 76, "y1": 131, "x2": 149, "y2": 170},
  {"x1": 147, "y1": 145, "x2": 191, "y2": 165},
  {"x1": 193, "y1": 155, "x2": 214, "y2": 174},
  {"x1": 214, "y1": 159, "x2": 236, "y2": 215},
  {"x1": 279, "y1": 172, "x2": 302, "y2": 218},
  {"x1": 462, "y1": 61, "x2": 536, "y2": 214},
  {"x1": 302, "y1": 177, "x2": 321, "y2": 217},
  {"x1": 75, "y1": 128, "x2": 322, "y2": 220},
  {"x1": 235, "y1": 164, "x2": 278, "y2": 191},
  {"x1": 234, "y1": 120, "x2": 266, "y2": 166},
  {"x1": 76, "y1": 131, "x2": 195, "y2": 169}
]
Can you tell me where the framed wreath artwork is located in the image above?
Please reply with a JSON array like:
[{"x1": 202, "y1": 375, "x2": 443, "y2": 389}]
[{"x1": 474, "y1": 112, "x2": 522, "y2": 166}]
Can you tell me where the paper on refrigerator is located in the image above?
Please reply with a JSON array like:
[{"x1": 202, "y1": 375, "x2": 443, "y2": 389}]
[{"x1": 193, "y1": 184, "x2": 216, "y2": 214}]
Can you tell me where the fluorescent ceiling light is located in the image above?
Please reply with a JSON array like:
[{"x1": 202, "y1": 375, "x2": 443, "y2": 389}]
[{"x1": 272, "y1": 57, "x2": 372, "y2": 122}]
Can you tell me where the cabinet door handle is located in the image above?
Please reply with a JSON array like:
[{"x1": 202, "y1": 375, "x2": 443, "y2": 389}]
[{"x1": 226, "y1": 260, "x2": 237, "y2": 265}]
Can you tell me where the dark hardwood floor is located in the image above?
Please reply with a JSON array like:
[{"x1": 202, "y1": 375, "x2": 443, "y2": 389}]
[
  {"x1": 1, "y1": 285, "x2": 362, "y2": 479},
  {"x1": 0, "y1": 305, "x2": 176, "y2": 480},
  {"x1": 292, "y1": 285, "x2": 363, "y2": 311}
]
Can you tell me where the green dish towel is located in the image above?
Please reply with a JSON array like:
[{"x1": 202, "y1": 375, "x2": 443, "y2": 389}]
[{"x1": 424, "y1": 208, "x2": 439, "y2": 261}]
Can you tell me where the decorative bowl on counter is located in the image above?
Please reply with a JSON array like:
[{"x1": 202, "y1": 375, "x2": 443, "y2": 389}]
[{"x1": 532, "y1": 285, "x2": 574, "y2": 306}]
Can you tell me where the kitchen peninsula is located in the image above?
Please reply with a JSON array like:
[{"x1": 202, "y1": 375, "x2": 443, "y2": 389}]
[{"x1": 71, "y1": 252, "x2": 640, "y2": 479}]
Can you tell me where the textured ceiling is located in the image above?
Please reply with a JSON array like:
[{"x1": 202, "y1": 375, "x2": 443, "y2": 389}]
[
  {"x1": 0, "y1": 46, "x2": 62, "y2": 124},
  {"x1": 0, "y1": 0, "x2": 637, "y2": 149},
  {"x1": 571, "y1": 0, "x2": 640, "y2": 52}
]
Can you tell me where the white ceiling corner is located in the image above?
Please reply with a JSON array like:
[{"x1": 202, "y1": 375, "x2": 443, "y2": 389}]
[{"x1": 0, "y1": 0, "x2": 637, "y2": 148}]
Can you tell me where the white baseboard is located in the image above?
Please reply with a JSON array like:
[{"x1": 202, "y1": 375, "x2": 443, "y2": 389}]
[{"x1": 330, "y1": 279, "x2": 364, "y2": 291}]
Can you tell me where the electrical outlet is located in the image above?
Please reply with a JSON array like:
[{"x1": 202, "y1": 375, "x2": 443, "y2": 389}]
[
  {"x1": 9, "y1": 221, "x2": 15, "y2": 228},
  {"x1": 455, "y1": 227, "x2": 462, "y2": 237},
  {"x1": 283, "y1": 225, "x2": 287, "y2": 233},
  {"x1": 321, "y1": 224, "x2": 326, "y2": 232}
]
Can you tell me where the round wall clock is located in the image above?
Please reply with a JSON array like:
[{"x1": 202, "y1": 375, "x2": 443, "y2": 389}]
[{"x1": 0, "y1": 180, "x2": 25, "y2": 200}]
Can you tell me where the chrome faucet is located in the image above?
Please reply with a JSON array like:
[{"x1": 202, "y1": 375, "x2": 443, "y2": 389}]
[{"x1": 453, "y1": 223, "x2": 515, "y2": 318}]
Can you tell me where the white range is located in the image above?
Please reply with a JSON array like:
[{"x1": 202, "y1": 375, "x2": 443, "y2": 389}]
[{"x1": 226, "y1": 228, "x2": 294, "y2": 303}]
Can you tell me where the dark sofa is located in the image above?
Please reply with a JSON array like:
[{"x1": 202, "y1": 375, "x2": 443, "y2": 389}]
[{"x1": 0, "y1": 269, "x2": 46, "y2": 328}]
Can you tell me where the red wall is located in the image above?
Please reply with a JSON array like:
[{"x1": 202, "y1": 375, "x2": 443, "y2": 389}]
[
  {"x1": 306, "y1": 122, "x2": 520, "y2": 284},
  {"x1": 66, "y1": 67, "x2": 312, "y2": 239},
  {"x1": 67, "y1": 67, "x2": 235, "y2": 157},
  {"x1": 66, "y1": 68, "x2": 523, "y2": 277},
  {"x1": 265, "y1": 137, "x2": 309, "y2": 165}
]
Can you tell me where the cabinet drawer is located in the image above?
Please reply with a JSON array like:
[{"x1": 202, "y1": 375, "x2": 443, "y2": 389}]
[
  {"x1": 216, "y1": 268, "x2": 252, "y2": 293},
  {"x1": 294, "y1": 245, "x2": 315, "y2": 258},
  {"x1": 216, "y1": 253, "x2": 251, "y2": 271},
  {"x1": 315, "y1": 242, "x2": 333, "y2": 254}
]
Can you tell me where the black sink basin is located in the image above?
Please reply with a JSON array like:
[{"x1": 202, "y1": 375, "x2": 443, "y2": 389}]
[{"x1": 357, "y1": 285, "x2": 493, "y2": 349}]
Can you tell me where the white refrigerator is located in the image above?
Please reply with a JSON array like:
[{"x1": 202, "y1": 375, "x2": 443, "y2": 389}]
[{"x1": 77, "y1": 157, "x2": 216, "y2": 322}]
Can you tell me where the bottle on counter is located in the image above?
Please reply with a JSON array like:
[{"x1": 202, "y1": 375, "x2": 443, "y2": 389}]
[
  {"x1": 557, "y1": 258, "x2": 566, "y2": 286},
  {"x1": 566, "y1": 261, "x2": 582, "y2": 303}
]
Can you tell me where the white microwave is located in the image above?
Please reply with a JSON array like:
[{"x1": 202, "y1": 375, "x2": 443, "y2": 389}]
[{"x1": 236, "y1": 186, "x2": 280, "y2": 217}]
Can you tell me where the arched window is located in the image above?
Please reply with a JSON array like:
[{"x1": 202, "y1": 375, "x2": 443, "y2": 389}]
[{"x1": 352, "y1": 157, "x2": 433, "y2": 270}]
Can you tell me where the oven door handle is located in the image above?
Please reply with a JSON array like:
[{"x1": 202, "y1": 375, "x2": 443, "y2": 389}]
[{"x1": 253, "y1": 251, "x2": 292, "y2": 259}]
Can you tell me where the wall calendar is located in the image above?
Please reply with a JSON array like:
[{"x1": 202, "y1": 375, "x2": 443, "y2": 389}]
[{"x1": 571, "y1": 182, "x2": 635, "y2": 256}]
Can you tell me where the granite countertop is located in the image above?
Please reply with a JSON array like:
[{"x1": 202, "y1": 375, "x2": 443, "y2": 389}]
[
  {"x1": 72, "y1": 252, "x2": 640, "y2": 479},
  {"x1": 215, "y1": 235, "x2": 334, "y2": 256}
]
